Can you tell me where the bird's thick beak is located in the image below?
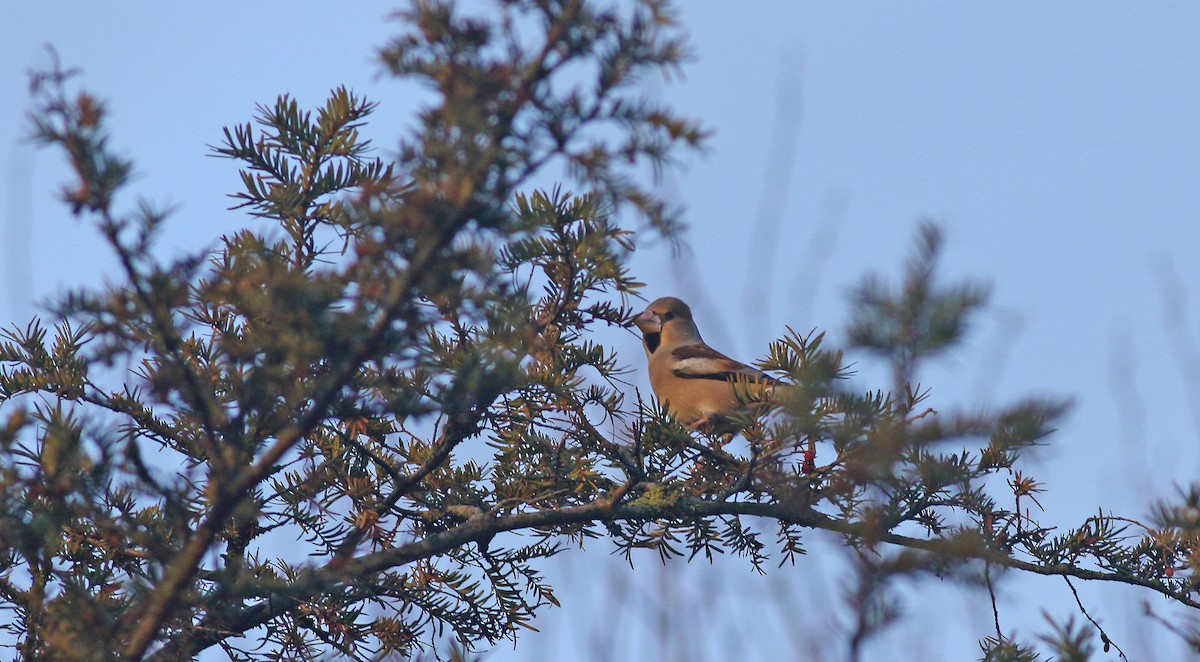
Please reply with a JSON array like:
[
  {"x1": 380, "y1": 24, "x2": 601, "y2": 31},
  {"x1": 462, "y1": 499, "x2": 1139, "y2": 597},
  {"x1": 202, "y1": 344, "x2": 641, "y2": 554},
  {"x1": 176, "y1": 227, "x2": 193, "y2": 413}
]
[{"x1": 630, "y1": 309, "x2": 661, "y2": 334}]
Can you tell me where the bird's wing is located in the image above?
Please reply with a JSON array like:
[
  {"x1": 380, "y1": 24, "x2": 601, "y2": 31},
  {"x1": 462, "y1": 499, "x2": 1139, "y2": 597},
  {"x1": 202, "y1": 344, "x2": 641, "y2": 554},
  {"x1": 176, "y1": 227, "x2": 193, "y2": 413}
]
[{"x1": 670, "y1": 344, "x2": 777, "y2": 383}]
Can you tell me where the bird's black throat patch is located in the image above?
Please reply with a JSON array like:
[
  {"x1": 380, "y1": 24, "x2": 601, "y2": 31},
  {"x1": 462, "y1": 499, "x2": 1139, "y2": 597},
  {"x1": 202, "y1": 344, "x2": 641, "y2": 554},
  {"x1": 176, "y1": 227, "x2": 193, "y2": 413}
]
[{"x1": 644, "y1": 332, "x2": 661, "y2": 354}]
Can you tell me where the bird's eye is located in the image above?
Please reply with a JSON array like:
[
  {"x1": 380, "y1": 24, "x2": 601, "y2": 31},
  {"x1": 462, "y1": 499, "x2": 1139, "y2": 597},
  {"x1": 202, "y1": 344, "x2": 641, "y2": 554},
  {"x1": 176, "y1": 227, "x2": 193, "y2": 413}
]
[{"x1": 663, "y1": 311, "x2": 675, "y2": 321}]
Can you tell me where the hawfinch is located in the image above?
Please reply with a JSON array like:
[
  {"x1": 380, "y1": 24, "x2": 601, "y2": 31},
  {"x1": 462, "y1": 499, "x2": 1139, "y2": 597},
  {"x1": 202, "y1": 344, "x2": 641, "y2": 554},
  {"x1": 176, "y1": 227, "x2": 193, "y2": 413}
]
[{"x1": 632, "y1": 297, "x2": 776, "y2": 433}]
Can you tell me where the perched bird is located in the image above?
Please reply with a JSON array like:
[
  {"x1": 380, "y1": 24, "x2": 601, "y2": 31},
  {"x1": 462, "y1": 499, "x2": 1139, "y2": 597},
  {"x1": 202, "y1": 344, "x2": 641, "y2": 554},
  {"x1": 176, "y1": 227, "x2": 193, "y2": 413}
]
[{"x1": 631, "y1": 296, "x2": 777, "y2": 433}]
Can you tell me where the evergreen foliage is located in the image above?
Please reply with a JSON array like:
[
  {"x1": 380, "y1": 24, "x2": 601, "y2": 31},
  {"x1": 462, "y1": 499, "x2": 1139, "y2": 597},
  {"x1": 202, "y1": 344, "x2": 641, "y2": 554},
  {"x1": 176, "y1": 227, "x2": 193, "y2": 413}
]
[{"x1": 2, "y1": 2, "x2": 1198, "y2": 660}]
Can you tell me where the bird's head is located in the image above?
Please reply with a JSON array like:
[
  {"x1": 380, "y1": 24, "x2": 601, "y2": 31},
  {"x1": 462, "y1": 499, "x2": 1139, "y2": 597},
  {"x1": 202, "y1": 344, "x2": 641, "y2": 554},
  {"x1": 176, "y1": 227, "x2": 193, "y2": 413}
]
[{"x1": 630, "y1": 297, "x2": 699, "y2": 352}]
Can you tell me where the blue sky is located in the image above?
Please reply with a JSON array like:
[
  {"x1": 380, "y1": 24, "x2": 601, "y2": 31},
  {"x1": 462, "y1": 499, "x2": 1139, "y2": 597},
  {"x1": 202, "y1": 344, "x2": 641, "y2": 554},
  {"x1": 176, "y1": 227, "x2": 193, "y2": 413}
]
[{"x1": 3, "y1": 3, "x2": 1200, "y2": 659}]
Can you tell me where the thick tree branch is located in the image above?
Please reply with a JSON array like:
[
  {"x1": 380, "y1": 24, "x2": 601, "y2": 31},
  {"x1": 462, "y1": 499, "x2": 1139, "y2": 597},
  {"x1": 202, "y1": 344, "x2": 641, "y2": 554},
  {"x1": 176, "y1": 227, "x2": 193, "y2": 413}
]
[{"x1": 157, "y1": 494, "x2": 1199, "y2": 659}]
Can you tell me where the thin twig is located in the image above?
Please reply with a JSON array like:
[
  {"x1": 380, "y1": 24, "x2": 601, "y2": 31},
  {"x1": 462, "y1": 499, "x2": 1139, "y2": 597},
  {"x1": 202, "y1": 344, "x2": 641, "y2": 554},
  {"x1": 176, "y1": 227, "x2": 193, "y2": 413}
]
[
  {"x1": 1064, "y1": 576, "x2": 1127, "y2": 661},
  {"x1": 985, "y1": 561, "x2": 1002, "y2": 640}
]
